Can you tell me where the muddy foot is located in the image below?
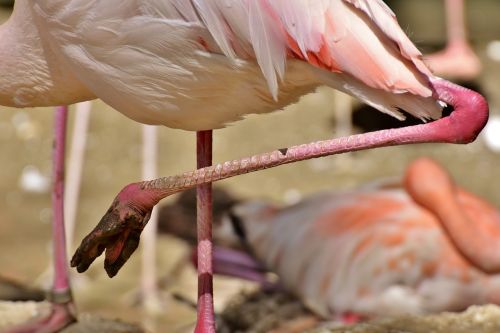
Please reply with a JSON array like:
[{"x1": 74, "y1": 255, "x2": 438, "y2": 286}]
[{"x1": 71, "y1": 196, "x2": 152, "y2": 278}]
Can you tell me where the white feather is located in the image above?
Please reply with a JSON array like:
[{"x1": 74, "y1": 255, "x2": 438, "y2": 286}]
[
  {"x1": 268, "y1": 0, "x2": 324, "y2": 57},
  {"x1": 211, "y1": 0, "x2": 253, "y2": 57},
  {"x1": 140, "y1": 0, "x2": 199, "y2": 22},
  {"x1": 27, "y1": 0, "x2": 441, "y2": 129},
  {"x1": 248, "y1": 0, "x2": 286, "y2": 100},
  {"x1": 193, "y1": 0, "x2": 237, "y2": 60},
  {"x1": 344, "y1": 0, "x2": 432, "y2": 76}
]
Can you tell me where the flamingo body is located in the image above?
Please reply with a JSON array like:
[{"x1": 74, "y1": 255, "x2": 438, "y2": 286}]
[
  {"x1": 3, "y1": 0, "x2": 441, "y2": 130},
  {"x1": 227, "y1": 172, "x2": 500, "y2": 317}
]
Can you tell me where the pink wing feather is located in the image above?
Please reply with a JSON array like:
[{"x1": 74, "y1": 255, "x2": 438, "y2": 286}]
[{"x1": 198, "y1": 0, "x2": 441, "y2": 120}]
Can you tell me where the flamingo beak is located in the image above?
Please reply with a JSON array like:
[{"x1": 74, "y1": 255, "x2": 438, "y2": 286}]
[{"x1": 429, "y1": 78, "x2": 489, "y2": 144}]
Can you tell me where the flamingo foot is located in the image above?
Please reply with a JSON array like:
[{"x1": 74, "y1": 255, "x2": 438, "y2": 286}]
[
  {"x1": 3, "y1": 297, "x2": 76, "y2": 333},
  {"x1": 337, "y1": 312, "x2": 364, "y2": 325},
  {"x1": 71, "y1": 187, "x2": 153, "y2": 277},
  {"x1": 426, "y1": 41, "x2": 482, "y2": 80}
]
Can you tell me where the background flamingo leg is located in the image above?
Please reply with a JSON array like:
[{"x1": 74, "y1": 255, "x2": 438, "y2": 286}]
[
  {"x1": 426, "y1": 0, "x2": 481, "y2": 80},
  {"x1": 140, "y1": 124, "x2": 162, "y2": 312},
  {"x1": 64, "y1": 101, "x2": 91, "y2": 253},
  {"x1": 4, "y1": 106, "x2": 76, "y2": 333}
]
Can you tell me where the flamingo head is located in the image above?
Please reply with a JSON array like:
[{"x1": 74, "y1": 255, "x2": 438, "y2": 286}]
[{"x1": 429, "y1": 78, "x2": 489, "y2": 144}]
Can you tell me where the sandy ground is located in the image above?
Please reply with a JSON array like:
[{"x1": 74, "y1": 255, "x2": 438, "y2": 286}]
[
  {"x1": 217, "y1": 291, "x2": 500, "y2": 333},
  {"x1": 311, "y1": 305, "x2": 500, "y2": 333},
  {"x1": 0, "y1": 1, "x2": 499, "y2": 332},
  {"x1": 0, "y1": 301, "x2": 144, "y2": 333}
]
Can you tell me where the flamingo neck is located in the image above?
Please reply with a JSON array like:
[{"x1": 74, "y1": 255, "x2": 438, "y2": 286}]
[
  {"x1": 405, "y1": 158, "x2": 500, "y2": 274},
  {"x1": 0, "y1": 1, "x2": 94, "y2": 107}
]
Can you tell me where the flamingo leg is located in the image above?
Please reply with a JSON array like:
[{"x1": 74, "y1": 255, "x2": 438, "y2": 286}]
[
  {"x1": 64, "y1": 101, "x2": 91, "y2": 252},
  {"x1": 445, "y1": 0, "x2": 467, "y2": 44},
  {"x1": 194, "y1": 130, "x2": 215, "y2": 333},
  {"x1": 426, "y1": 0, "x2": 481, "y2": 80},
  {"x1": 140, "y1": 125, "x2": 161, "y2": 311},
  {"x1": 4, "y1": 106, "x2": 76, "y2": 333}
]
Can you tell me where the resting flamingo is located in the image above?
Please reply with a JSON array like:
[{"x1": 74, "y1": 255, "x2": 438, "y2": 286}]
[
  {"x1": 213, "y1": 158, "x2": 500, "y2": 321},
  {"x1": 0, "y1": 1, "x2": 488, "y2": 332},
  {"x1": 426, "y1": 0, "x2": 481, "y2": 80}
]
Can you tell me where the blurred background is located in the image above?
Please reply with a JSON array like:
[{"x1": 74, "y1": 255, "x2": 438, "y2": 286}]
[{"x1": 0, "y1": 0, "x2": 499, "y2": 332}]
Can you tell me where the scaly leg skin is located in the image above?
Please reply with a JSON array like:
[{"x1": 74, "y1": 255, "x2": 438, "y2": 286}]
[
  {"x1": 5, "y1": 107, "x2": 76, "y2": 333},
  {"x1": 194, "y1": 130, "x2": 216, "y2": 333},
  {"x1": 71, "y1": 80, "x2": 489, "y2": 286}
]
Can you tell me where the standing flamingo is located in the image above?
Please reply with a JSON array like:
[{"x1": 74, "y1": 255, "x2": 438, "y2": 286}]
[
  {"x1": 426, "y1": 0, "x2": 481, "y2": 80},
  {"x1": 213, "y1": 158, "x2": 500, "y2": 320},
  {"x1": 0, "y1": 1, "x2": 488, "y2": 332}
]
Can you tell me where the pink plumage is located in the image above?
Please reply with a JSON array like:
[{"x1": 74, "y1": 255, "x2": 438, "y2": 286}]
[
  {"x1": 223, "y1": 159, "x2": 500, "y2": 317},
  {"x1": 2, "y1": 0, "x2": 440, "y2": 128},
  {"x1": 0, "y1": 1, "x2": 489, "y2": 332}
]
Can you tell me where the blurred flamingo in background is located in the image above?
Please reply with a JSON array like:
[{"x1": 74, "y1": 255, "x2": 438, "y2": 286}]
[
  {"x1": 213, "y1": 158, "x2": 500, "y2": 322},
  {"x1": 426, "y1": 0, "x2": 481, "y2": 80},
  {"x1": 0, "y1": 1, "x2": 489, "y2": 332}
]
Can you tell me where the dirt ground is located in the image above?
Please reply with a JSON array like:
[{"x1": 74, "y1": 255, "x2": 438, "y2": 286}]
[
  {"x1": 0, "y1": 1, "x2": 500, "y2": 332},
  {"x1": 217, "y1": 291, "x2": 500, "y2": 333}
]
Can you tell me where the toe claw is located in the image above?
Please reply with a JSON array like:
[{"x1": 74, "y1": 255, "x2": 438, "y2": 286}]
[{"x1": 104, "y1": 230, "x2": 142, "y2": 277}]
